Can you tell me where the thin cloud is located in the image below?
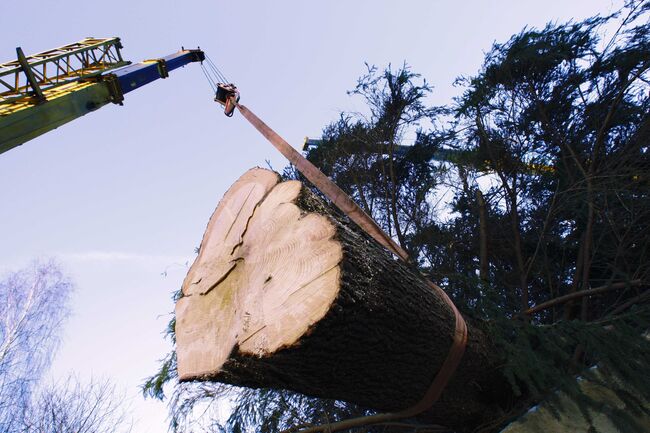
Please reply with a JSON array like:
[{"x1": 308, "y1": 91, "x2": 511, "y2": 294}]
[{"x1": 58, "y1": 251, "x2": 192, "y2": 268}]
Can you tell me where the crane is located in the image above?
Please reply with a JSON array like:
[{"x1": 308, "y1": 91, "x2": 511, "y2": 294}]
[{"x1": 0, "y1": 37, "x2": 204, "y2": 154}]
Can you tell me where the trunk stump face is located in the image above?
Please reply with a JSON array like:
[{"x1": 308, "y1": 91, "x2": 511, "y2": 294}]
[{"x1": 176, "y1": 168, "x2": 342, "y2": 380}]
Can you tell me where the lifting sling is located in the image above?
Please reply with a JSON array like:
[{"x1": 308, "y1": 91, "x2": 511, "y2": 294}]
[{"x1": 215, "y1": 82, "x2": 468, "y2": 433}]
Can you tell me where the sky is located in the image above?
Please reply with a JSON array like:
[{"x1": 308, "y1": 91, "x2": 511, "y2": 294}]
[{"x1": 0, "y1": 1, "x2": 624, "y2": 431}]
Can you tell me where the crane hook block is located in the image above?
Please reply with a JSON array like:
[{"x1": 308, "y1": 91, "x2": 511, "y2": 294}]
[{"x1": 215, "y1": 83, "x2": 240, "y2": 117}]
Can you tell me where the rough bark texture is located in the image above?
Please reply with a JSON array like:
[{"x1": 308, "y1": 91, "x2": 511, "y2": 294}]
[{"x1": 176, "y1": 168, "x2": 510, "y2": 432}]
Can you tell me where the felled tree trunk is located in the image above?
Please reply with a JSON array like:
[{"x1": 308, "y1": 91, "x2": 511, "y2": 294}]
[{"x1": 176, "y1": 168, "x2": 510, "y2": 432}]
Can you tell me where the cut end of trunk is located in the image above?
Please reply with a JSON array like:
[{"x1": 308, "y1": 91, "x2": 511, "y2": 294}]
[
  {"x1": 176, "y1": 168, "x2": 343, "y2": 380},
  {"x1": 174, "y1": 168, "x2": 504, "y2": 432}
]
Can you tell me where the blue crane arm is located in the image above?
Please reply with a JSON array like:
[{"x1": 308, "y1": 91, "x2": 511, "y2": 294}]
[
  {"x1": 113, "y1": 49, "x2": 204, "y2": 98},
  {"x1": 0, "y1": 40, "x2": 204, "y2": 155}
]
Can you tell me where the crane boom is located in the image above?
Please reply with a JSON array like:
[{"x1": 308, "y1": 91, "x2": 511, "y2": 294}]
[{"x1": 0, "y1": 38, "x2": 204, "y2": 154}]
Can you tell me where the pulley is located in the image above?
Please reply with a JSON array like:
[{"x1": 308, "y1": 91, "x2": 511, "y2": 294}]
[{"x1": 214, "y1": 83, "x2": 239, "y2": 117}]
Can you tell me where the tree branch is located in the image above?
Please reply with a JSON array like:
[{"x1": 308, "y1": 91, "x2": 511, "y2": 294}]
[{"x1": 524, "y1": 280, "x2": 643, "y2": 315}]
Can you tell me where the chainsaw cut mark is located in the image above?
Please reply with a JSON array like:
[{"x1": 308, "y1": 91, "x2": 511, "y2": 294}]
[
  {"x1": 176, "y1": 169, "x2": 281, "y2": 376},
  {"x1": 239, "y1": 324, "x2": 268, "y2": 346},
  {"x1": 281, "y1": 264, "x2": 339, "y2": 309},
  {"x1": 200, "y1": 261, "x2": 238, "y2": 296},
  {"x1": 176, "y1": 169, "x2": 343, "y2": 378},
  {"x1": 223, "y1": 185, "x2": 257, "y2": 241}
]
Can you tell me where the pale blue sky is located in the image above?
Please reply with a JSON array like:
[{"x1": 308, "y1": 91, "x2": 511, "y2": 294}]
[{"x1": 0, "y1": 1, "x2": 622, "y2": 431}]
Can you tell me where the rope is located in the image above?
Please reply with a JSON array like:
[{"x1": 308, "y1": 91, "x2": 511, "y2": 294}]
[
  {"x1": 205, "y1": 54, "x2": 229, "y2": 84},
  {"x1": 200, "y1": 64, "x2": 217, "y2": 93},
  {"x1": 199, "y1": 54, "x2": 232, "y2": 95},
  {"x1": 234, "y1": 102, "x2": 468, "y2": 433}
]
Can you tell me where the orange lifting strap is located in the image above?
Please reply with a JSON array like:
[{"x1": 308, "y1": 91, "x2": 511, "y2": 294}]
[{"x1": 218, "y1": 85, "x2": 468, "y2": 432}]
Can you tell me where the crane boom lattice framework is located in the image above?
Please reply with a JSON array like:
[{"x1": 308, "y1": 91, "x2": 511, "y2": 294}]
[{"x1": 0, "y1": 37, "x2": 204, "y2": 154}]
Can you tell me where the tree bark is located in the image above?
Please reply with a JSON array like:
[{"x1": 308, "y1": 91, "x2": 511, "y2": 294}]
[
  {"x1": 476, "y1": 189, "x2": 489, "y2": 282},
  {"x1": 175, "y1": 168, "x2": 510, "y2": 433}
]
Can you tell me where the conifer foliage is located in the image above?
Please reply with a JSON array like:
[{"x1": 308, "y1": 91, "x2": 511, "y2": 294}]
[{"x1": 145, "y1": 2, "x2": 650, "y2": 431}]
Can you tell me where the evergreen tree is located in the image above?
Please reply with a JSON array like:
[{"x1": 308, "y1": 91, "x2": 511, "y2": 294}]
[{"x1": 146, "y1": 2, "x2": 650, "y2": 431}]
